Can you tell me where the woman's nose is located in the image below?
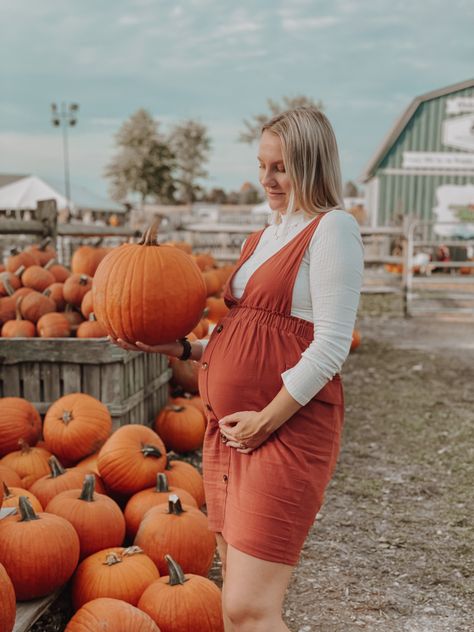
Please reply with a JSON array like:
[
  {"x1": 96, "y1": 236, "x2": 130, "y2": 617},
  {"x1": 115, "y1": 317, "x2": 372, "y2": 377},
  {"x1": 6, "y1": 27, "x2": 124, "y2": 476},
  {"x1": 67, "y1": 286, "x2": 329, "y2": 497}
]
[{"x1": 261, "y1": 170, "x2": 276, "y2": 187}]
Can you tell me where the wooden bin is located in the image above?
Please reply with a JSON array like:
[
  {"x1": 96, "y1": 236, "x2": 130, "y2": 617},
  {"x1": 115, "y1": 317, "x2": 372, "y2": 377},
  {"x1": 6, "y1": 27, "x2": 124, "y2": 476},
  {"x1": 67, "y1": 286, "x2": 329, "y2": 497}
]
[{"x1": 0, "y1": 338, "x2": 172, "y2": 429}]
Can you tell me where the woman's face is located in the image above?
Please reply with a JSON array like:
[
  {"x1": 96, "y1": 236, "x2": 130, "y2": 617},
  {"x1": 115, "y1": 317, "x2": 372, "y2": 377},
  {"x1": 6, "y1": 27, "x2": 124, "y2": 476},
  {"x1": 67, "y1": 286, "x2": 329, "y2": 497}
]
[{"x1": 258, "y1": 130, "x2": 293, "y2": 214}]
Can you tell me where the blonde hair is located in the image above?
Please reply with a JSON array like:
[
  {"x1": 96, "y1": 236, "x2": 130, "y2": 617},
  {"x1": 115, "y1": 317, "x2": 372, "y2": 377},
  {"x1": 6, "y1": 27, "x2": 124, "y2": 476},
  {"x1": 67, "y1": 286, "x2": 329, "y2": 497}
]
[{"x1": 261, "y1": 106, "x2": 344, "y2": 217}]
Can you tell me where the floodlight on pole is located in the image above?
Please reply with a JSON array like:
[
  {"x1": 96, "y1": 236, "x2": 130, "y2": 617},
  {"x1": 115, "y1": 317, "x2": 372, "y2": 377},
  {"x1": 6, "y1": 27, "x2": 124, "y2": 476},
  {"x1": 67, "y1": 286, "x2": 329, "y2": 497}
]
[{"x1": 50, "y1": 102, "x2": 79, "y2": 213}]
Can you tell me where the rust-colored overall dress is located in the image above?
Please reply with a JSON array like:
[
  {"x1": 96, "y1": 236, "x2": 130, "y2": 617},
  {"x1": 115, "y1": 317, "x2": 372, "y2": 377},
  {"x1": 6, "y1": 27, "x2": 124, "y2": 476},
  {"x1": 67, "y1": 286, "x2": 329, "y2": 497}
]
[{"x1": 198, "y1": 213, "x2": 344, "y2": 565}]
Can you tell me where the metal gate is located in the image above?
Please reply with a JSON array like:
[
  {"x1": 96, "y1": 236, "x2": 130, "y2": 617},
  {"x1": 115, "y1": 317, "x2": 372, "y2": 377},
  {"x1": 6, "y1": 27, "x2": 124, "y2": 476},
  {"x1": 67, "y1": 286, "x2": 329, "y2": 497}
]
[{"x1": 405, "y1": 220, "x2": 474, "y2": 317}]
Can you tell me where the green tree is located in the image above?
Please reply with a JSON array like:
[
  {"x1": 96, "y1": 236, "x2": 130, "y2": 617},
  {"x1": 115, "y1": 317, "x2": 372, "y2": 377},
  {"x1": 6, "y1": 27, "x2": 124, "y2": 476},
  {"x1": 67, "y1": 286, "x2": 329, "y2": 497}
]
[
  {"x1": 239, "y1": 95, "x2": 324, "y2": 144},
  {"x1": 104, "y1": 109, "x2": 175, "y2": 204},
  {"x1": 168, "y1": 119, "x2": 212, "y2": 204}
]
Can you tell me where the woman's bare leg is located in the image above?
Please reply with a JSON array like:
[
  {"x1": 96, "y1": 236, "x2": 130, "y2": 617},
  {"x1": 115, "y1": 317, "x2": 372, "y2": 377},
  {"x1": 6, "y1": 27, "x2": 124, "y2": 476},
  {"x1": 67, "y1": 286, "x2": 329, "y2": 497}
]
[
  {"x1": 216, "y1": 533, "x2": 234, "y2": 631},
  {"x1": 223, "y1": 543, "x2": 293, "y2": 631}
]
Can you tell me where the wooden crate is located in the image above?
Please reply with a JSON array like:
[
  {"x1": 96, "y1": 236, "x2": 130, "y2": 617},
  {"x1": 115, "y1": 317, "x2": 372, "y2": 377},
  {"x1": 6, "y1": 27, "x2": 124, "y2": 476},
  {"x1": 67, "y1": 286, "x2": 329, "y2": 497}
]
[{"x1": 0, "y1": 338, "x2": 172, "y2": 429}]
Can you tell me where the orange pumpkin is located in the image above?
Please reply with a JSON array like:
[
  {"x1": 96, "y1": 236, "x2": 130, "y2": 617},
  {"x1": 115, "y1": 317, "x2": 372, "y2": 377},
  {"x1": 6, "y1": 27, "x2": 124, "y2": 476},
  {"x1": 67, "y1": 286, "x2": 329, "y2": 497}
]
[
  {"x1": 45, "y1": 282, "x2": 66, "y2": 310},
  {"x1": 134, "y1": 494, "x2": 216, "y2": 576},
  {"x1": 80, "y1": 289, "x2": 94, "y2": 318},
  {"x1": 19, "y1": 289, "x2": 56, "y2": 323},
  {"x1": 0, "y1": 398, "x2": 42, "y2": 457},
  {"x1": 37, "y1": 311, "x2": 71, "y2": 338},
  {"x1": 164, "y1": 456, "x2": 205, "y2": 507},
  {"x1": 154, "y1": 404, "x2": 206, "y2": 453},
  {"x1": 45, "y1": 474, "x2": 126, "y2": 560},
  {"x1": 98, "y1": 425, "x2": 167, "y2": 495},
  {"x1": 43, "y1": 393, "x2": 112, "y2": 465},
  {"x1": 21, "y1": 265, "x2": 56, "y2": 292},
  {"x1": 5, "y1": 248, "x2": 38, "y2": 272},
  {"x1": 138, "y1": 555, "x2": 224, "y2": 632},
  {"x1": 0, "y1": 267, "x2": 24, "y2": 296},
  {"x1": 1, "y1": 295, "x2": 36, "y2": 337},
  {"x1": 205, "y1": 296, "x2": 229, "y2": 323},
  {"x1": 26, "y1": 238, "x2": 57, "y2": 266},
  {"x1": 169, "y1": 357, "x2": 200, "y2": 394},
  {"x1": 124, "y1": 472, "x2": 198, "y2": 541},
  {"x1": 71, "y1": 245, "x2": 111, "y2": 277},
  {"x1": 0, "y1": 440, "x2": 52, "y2": 488},
  {"x1": 63, "y1": 273, "x2": 93, "y2": 307},
  {"x1": 0, "y1": 464, "x2": 22, "y2": 488},
  {"x1": 1, "y1": 481, "x2": 43, "y2": 512},
  {"x1": 65, "y1": 597, "x2": 160, "y2": 632},
  {"x1": 72, "y1": 546, "x2": 160, "y2": 610},
  {"x1": 29, "y1": 456, "x2": 106, "y2": 508},
  {"x1": 76, "y1": 313, "x2": 108, "y2": 338},
  {"x1": 0, "y1": 496, "x2": 80, "y2": 600},
  {"x1": 172, "y1": 394, "x2": 205, "y2": 417},
  {"x1": 92, "y1": 221, "x2": 207, "y2": 345},
  {"x1": 44, "y1": 259, "x2": 71, "y2": 283},
  {"x1": 0, "y1": 562, "x2": 16, "y2": 632}
]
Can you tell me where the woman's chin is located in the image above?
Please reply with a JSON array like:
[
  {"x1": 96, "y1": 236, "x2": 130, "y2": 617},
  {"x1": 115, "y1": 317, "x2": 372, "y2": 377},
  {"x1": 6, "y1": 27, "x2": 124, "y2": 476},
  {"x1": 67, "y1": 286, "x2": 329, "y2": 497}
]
[{"x1": 266, "y1": 196, "x2": 287, "y2": 212}]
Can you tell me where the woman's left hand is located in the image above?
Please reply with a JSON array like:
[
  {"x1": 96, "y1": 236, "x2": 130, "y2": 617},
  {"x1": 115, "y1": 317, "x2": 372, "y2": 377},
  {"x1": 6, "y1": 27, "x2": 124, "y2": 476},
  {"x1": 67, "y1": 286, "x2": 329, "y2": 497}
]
[{"x1": 218, "y1": 411, "x2": 273, "y2": 454}]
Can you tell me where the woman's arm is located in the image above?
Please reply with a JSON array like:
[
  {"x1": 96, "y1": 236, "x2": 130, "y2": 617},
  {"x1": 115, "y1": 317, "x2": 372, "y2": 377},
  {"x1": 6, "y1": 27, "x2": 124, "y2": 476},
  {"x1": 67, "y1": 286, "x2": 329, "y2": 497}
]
[{"x1": 109, "y1": 337, "x2": 206, "y2": 361}]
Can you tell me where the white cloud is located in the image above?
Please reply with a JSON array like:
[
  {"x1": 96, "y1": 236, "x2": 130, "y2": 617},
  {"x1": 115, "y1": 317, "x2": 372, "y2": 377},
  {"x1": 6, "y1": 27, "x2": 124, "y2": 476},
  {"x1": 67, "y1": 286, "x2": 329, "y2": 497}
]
[{"x1": 118, "y1": 15, "x2": 143, "y2": 26}]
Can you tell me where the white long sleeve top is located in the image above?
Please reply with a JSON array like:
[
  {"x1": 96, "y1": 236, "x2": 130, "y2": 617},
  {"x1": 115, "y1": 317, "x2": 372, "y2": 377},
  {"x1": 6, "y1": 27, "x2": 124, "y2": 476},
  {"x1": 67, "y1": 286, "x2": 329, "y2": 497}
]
[{"x1": 200, "y1": 208, "x2": 364, "y2": 406}]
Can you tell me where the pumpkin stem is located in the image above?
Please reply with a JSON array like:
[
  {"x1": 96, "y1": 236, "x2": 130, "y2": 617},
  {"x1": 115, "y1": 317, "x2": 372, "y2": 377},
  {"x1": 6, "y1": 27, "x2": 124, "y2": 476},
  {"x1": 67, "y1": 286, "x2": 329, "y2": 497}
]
[
  {"x1": 15, "y1": 295, "x2": 24, "y2": 320},
  {"x1": 88, "y1": 312, "x2": 97, "y2": 322},
  {"x1": 168, "y1": 493, "x2": 184, "y2": 515},
  {"x1": 166, "y1": 405, "x2": 186, "y2": 413},
  {"x1": 156, "y1": 472, "x2": 169, "y2": 492},
  {"x1": 141, "y1": 444, "x2": 163, "y2": 458},
  {"x1": 18, "y1": 439, "x2": 32, "y2": 454},
  {"x1": 48, "y1": 455, "x2": 67, "y2": 478},
  {"x1": 44, "y1": 258, "x2": 57, "y2": 270},
  {"x1": 18, "y1": 496, "x2": 40, "y2": 522},
  {"x1": 2, "y1": 481, "x2": 12, "y2": 499},
  {"x1": 165, "y1": 554, "x2": 189, "y2": 585},
  {"x1": 43, "y1": 288, "x2": 52, "y2": 298},
  {"x1": 0, "y1": 275, "x2": 15, "y2": 297},
  {"x1": 79, "y1": 274, "x2": 90, "y2": 285},
  {"x1": 79, "y1": 474, "x2": 96, "y2": 502},
  {"x1": 138, "y1": 220, "x2": 161, "y2": 247},
  {"x1": 14, "y1": 265, "x2": 26, "y2": 278},
  {"x1": 61, "y1": 410, "x2": 74, "y2": 424},
  {"x1": 103, "y1": 552, "x2": 123, "y2": 566},
  {"x1": 122, "y1": 546, "x2": 144, "y2": 557},
  {"x1": 39, "y1": 237, "x2": 51, "y2": 251}
]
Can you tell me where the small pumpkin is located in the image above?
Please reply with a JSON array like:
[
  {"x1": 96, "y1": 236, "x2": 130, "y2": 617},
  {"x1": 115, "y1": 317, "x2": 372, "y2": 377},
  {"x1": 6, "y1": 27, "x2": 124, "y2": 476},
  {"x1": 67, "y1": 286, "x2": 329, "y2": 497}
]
[
  {"x1": 37, "y1": 311, "x2": 71, "y2": 338},
  {"x1": 98, "y1": 425, "x2": 167, "y2": 495},
  {"x1": 45, "y1": 282, "x2": 66, "y2": 310},
  {"x1": 65, "y1": 597, "x2": 160, "y2": 632},
  {"x1": 80, "y1": 289, "x2": 94, "y2": 318},
  {"x1": 138, "y1": 555, "x2": 224, "y2": 632},
  {"x1": 134, "y1": 494, "x2": 216, "y2": 576},
  {"x1": 63, "y1": 273, "x2": 93, "y2": 307},
  {"x1": 168, "y1": 357, "x2": 200, "y2": 394},
  {"x1": 76, "y1": 312, "x2": 108, "y2": 338},
  {"x1": 43, "y1": 392, "x2": 112, "y2": 465},
  {"x1": 154, "y1": 404, "x2": 206, "y2": 453},
  {"x1": 5, "y1": 247, "x2": 38, "y2": 272},
  {"x1": 21, "y1": 265, "x2": 56, "y2": 292},
  {"x1": 0, "y1": 440, "x2": 52, "y2": 488},
  {"x1": 1, "y1": 295, "x2": 36, "y2": 337},
  {"x1": 44, "y1": 259, "x2": 71, "y2": 283},
  {"x1": 72, "y1": 546, "x2": 160, "y2": 610},
  {"x1": 45, "y1": 474, "x2": 126, "y2": 560},
  {"x1": 205, "y1": 296, "x2": 229, "y2": 323},
  {"x1": 19, "y1": 289, "x2": 56, "y2": 323},
  {"x1": 26, "y1": 237, "x2": 57, "y2": 266},
  {"x1": 164, "y1": 456, "x2": 205, "y2": 507},
  {"x1": 0, "y1": 496, "x2": 80, "y2": 600}
]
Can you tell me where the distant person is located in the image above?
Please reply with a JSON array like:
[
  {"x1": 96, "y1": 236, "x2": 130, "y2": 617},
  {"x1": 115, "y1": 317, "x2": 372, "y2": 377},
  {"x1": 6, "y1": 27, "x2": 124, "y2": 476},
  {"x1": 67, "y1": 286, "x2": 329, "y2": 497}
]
[{"x1": 112, "y1": 107, "x2": 364, "y2": 631}]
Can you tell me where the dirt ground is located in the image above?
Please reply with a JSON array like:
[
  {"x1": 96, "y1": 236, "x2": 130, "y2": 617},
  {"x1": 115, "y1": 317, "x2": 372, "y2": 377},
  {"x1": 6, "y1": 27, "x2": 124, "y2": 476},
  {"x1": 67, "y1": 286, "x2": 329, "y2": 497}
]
[{"x1": 31, "y1": 294, "x2": 473, "y2": 632}]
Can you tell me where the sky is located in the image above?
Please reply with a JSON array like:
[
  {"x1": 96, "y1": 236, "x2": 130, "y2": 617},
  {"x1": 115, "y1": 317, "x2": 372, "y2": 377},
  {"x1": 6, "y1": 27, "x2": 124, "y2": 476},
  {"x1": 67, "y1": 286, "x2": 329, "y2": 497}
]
[{"x1": 1, "y1": 0, "x2": 473, "y2": 201}]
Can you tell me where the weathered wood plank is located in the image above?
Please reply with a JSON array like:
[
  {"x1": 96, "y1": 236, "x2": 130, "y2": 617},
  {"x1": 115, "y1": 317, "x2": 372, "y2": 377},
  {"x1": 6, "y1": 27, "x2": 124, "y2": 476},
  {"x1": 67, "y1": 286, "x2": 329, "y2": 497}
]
[
  {"x1": 1, "y1": 365, "x2": 20, "y2": 396},
  {"x1": 82, "y1": 364, "x2": 101, "y2": 400},
  {"x1": 0, "y1": 338, "x2": 130, "y2": 364},
  {"x1": 19, "y1": 362, "x2": 41, "y2": 401},
  {"x1": 61, "y1": 364, "x2": 82, "y2": 394},
  {"x1": 13, "y1": 589, "x2": 62, "y2": 632},
  {"x1": 40, "y1": 363, "x2": 61, "y2": 402}
]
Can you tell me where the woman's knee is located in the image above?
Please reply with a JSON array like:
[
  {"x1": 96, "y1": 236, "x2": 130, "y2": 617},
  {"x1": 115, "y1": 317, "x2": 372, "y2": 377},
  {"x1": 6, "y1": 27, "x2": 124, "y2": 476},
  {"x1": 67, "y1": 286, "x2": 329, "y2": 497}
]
[{"x1": 223, "y1": 591, "x2": 277, "y2": 628}]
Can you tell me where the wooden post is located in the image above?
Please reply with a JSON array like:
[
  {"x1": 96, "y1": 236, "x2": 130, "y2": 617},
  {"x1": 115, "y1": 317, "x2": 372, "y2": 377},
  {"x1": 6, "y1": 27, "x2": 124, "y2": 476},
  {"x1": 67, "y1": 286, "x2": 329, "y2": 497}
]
[{"x1": 36, "y1": 199, "x2": 58, "y2": 240}]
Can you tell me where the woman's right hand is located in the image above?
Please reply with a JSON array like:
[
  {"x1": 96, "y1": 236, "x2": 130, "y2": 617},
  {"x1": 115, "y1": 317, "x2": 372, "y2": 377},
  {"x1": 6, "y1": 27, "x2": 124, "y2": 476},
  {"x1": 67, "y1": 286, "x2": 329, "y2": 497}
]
[{"x1": 108, "y1": 336, "x2": 183, "y2": 358}]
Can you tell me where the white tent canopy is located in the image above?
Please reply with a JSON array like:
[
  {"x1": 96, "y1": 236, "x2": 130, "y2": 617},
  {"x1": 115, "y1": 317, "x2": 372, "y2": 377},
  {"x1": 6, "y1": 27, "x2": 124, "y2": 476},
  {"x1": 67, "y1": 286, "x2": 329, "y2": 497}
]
[{"x1": 0, "y1": 175, "x2": 70, "y2": 210}]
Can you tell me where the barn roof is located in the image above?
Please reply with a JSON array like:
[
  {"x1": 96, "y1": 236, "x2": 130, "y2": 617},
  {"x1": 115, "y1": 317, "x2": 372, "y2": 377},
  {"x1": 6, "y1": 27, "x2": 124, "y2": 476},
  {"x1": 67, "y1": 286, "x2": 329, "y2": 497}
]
[{"x1": 360, "y1": 78, "x2": 474, "y2": 183}]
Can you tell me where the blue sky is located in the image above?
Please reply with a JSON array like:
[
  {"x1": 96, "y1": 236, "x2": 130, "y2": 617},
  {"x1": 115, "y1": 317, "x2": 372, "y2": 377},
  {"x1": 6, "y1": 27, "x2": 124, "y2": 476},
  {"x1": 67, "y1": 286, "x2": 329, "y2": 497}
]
[{"x1": 1, "y1": 0, "x2": 473, "y2": 200}]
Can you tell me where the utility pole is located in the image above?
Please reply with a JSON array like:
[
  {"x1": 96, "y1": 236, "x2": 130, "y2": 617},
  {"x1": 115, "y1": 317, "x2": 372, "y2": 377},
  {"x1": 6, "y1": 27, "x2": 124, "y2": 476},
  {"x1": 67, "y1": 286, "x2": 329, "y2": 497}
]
[{"x1": 51, "y1": 102, "x2": 79, "y2": 214}]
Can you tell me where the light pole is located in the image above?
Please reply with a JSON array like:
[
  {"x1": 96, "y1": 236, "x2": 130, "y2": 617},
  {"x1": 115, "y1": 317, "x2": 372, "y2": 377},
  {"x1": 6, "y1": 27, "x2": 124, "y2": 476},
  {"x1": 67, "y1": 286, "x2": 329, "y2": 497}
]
[{"x1": 51, "y1": 102, "x2": 79, "y2": 213}]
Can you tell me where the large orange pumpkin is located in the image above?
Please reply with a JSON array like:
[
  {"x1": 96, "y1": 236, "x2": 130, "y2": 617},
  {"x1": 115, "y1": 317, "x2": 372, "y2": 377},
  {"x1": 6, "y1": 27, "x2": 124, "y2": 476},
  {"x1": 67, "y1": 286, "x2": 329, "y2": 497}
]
[
  {"x1": 65, "y1": 597, "x2": 160, "y2": 632},
  {"x1": 92, "y1": 221, "x2": 207, "y2": 345},
  {"x1": 45, "y1": 474, "x2": 126, "y2": 560},
  {"x1": 138, "y1": 555, "x2": 224, "y2": 632},
  {"x1": 134, "y1": 494, "x2": 216, "y2": 576},
  {"x1": 0, "y1": 440, "x2": 52, "y2": 488},
  {"x1": 43, "y1": 393, "x2": 112, "y2": 465},
  {"x1": 0, "y1": 562, "x2": 16, "y2": 632},
  {"x1": 164, "y1": 456, "x2": 205, "y2": 507},
  {"x1": 154, "y1": 404, "x2": 206, "y2": 453},
  {"x1": 0, "y1": 496, "x2": 80, "y2": 600},
  {"x1": 98, "y1": 425, "x2": 167, "y2": 495},
  {"x1": 72, "y1": 546, "x2": 160, "y2": 610}
]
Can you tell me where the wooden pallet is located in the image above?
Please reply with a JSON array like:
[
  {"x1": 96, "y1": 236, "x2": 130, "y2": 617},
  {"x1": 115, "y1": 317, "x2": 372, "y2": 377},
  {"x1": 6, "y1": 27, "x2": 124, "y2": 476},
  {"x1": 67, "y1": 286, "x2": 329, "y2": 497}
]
[
  {"x1": 0, "y1": 338, "x2": 171, "y2": 428},
  {"x1": 13, "y1": 590, "x2": 62, "y2": 632}
]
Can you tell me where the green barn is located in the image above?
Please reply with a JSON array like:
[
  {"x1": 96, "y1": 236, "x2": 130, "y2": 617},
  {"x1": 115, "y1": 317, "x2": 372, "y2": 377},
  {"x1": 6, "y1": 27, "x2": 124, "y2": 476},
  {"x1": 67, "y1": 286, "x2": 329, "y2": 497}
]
[{"x1": 361, "y1": 78, "x2": 474, "y2": 233}]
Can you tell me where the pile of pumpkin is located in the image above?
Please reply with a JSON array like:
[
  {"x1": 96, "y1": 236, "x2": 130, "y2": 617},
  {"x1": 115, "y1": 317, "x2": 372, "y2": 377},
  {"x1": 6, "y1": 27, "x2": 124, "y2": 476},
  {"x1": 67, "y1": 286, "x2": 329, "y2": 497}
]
[
  {"x1": 0, "y1": 389, "x2": 223, "y2": 632},
  {"x1": 0, "y1": 235, "x2": 233, "y2": 339}
]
